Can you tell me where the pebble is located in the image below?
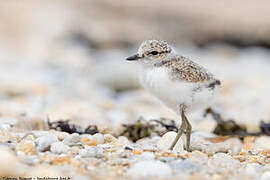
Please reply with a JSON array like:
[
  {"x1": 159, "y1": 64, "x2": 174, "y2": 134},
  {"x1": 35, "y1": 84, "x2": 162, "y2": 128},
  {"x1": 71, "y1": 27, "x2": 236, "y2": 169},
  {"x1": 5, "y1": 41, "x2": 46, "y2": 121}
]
[
  {"x1": 117, "y1": 136, "x2": 130, "y2": 145},
  {"x1": 50, "y1": 142, "x2": 70, "y2": 154},
  {"x1": 255, "y1": 136, "x2": 270, "y2": 150},
  {"x1": 208, "y1": 153, "x2": 240, "y2": 172},
  {"x1": 63, "y1": 133, "x2": 81, "y2": 147},
  {"x1": 79, "y1": 146, "x2": 104, "y2": 158},
  {"x1": 81, "y1": 135, "x2": 97, "y2": 146},
  {"x1": 169, "y1": 159, "x2": 201, "y2": 174},
  {"x1": 245, "y1": 163, "x2": 263, "y2": 179},
  {"x1": 71, "y1": 146, "x2": 80, "y2": 155},
  {"x1": 56, "y1": 132, "x2": 70, "y2": 141},
  {"x1": 81, "y1": 133, "x2": 104, "y2": 146},
  {"x1": 16, "y1": 140, "x2": 38, "y2": 155},
  {"x1": 104, "y1": 134, "x2": 117, "y2": 143},
  {"x1": 137, "y1": 136, "x2": 159, "y2": 151},
  {"x1": 189, "y1": 134, "x2": 242, "y2": 155},
  {"x1": 33, "y1": 131, "x2": 52, "y2": 137},
  {"x1": 139, "y1": 152, "x2": 155, "y2": 160},
  {"x1": 204, "y1": 142, "x2": 230, "y2": 155},
  {"x1": 93, "y1": 133, "x2": 104, "y2": 144},
  {"x1": 225, "y1": 138, "x2": 243, "y2": 155},
  {"x1": 127, "y1": 160, "x2": 172, "y2": 178},
  {"x1": 35, "y1": 135, "x2": 58, "y2": 152},
  {"x1": 123, "y1": 144, "x2": 133, "y2": 150},
  {"x1": 189, "y1": 131, "x2": 214, "y2": 151},
  {"x1": 189, "y1": 151, "x2": 209, "y2": 165},
  {"x1": 157, "y1": 131, "x2": 184, "y2": 153}
]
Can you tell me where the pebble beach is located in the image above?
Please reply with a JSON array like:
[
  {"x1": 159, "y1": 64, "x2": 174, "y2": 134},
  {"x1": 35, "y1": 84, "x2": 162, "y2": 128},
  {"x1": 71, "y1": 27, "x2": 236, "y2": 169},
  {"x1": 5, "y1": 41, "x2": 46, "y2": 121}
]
[{"x1": 1, "y1": 1, "x2": 270, "y2": 180}]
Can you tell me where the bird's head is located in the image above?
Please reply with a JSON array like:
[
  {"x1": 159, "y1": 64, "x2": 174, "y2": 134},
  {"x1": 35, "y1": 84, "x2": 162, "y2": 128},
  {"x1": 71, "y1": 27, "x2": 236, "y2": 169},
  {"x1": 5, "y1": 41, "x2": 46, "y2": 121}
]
[{"x1": 126, "y1": 40, "x2": 172, "y2": 65}]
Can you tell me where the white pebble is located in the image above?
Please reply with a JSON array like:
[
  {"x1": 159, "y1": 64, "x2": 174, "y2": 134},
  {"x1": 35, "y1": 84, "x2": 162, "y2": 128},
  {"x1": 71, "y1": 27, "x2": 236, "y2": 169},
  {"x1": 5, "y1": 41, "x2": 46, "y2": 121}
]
[
  {"x1": 255, "y1": 136, "x2": 270, "y2": 150},
  {"x1": 35, "y1": 135, "x2": 58, "y2": 152},
  {"x1": 225, "y1": 138, "x2": 243, "y2": 155},
  {"x1": 104, "y1": 134, "x2": 117, "y2": 143},
  {"x1": 56, "y1": 132, "x2": 69, "y2": 141},
  {"x1": 79, "y1": 146, "x2": 104, "y2": 158},
  {"x1": 127, "y1": 160, "x2": 172, "y2": 178},
  {"x1": 208, "y1": 153, "x2": 240, "y2": 172},
  {"x1": 117, "y1": 136, "x2": 130, "y2": 145},
  {"x1": 50, "y1": 142, "x2": 70, "y2": 154},
  {"x1": 204, "y1": 142, "x2": 230, "y2": 155},
  {"x1": 63, "y1": 133, "x2": 81, "y2": 146},
  {"x1": 140, "y1": 152, "x2": 155, "y2": 160},
  {"x1": 93, "y1": 133, "x2": 104, "y2": 144},
  {"x1": 81, "y1": 134, "x2": 92, "y2": 139},
  {"x1": 245, "y1": 163, "x2": 262, "y2": 178},
  {"x1": 189, "y1": 131, "x2": 213, "y2": 151},
  {"x1": 157, "y1": 131, "x2": 184, "y2": 153}
]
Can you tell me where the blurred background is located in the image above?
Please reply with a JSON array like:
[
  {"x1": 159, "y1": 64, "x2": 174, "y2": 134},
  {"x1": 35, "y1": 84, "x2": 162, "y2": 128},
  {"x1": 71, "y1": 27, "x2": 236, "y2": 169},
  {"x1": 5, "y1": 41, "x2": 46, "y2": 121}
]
[{"x1": 1, "y1": 0, "x2": 270, "y2": 135}]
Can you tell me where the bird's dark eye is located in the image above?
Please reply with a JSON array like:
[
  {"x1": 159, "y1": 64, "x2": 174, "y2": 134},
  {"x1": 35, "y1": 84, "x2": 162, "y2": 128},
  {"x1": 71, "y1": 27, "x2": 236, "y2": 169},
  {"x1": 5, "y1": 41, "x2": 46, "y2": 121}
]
[{"x1": 150, "y1": 51, "x2": 158, "y2": 55}]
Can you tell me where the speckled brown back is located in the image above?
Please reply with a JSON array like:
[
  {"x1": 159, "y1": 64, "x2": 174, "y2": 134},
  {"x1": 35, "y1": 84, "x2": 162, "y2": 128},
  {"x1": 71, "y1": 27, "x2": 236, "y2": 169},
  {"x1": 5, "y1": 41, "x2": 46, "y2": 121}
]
[{"x1": 155, "y1": 55, "x2": 214, "y2": 83}]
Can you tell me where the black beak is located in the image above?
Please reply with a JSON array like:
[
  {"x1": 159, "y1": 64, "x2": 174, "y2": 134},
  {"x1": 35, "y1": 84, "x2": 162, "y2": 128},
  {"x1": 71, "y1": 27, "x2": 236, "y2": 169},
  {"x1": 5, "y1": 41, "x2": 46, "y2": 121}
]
[{"x1": 126, "y1": 54, "x2": 140, "y2": 61}]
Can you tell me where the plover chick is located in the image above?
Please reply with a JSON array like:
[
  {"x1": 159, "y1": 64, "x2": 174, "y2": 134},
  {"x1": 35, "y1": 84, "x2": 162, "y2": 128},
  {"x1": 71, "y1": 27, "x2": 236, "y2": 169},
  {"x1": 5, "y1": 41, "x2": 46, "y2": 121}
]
[{"x1": 126, "y1": 40, "x2": 221, "y2": 151}]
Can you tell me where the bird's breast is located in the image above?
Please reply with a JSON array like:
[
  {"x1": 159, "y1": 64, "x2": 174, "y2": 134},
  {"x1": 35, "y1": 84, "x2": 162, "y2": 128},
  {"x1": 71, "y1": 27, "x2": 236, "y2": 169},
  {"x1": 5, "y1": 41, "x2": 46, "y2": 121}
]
[
  {"x1": 139, "y1": 66, "x2": 194, "y2": 111},
  {"x1": 139, "y1": 67, "x2": 171, "y2": 93}
]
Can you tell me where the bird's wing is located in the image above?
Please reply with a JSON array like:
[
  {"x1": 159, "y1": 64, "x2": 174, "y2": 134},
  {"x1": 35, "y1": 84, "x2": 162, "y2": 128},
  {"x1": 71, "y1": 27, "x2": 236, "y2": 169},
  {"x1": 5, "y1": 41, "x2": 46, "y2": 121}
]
[{"x1": 158, "y1": 56, "x2": 214, "y2": 83}]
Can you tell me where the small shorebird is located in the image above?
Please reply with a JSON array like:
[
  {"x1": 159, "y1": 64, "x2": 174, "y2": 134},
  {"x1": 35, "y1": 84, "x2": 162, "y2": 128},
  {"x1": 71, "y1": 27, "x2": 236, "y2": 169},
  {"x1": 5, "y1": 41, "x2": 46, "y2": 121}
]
[{"x1": 126, "y1": 40, "x2": 221, "y2": 151}]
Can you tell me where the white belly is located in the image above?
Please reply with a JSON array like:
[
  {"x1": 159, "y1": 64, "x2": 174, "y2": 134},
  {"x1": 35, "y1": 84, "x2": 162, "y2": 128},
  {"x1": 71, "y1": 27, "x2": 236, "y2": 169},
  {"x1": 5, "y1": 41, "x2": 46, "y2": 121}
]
[{"x1": 139, "y1": 66, "x2": 218, "y2": 114}]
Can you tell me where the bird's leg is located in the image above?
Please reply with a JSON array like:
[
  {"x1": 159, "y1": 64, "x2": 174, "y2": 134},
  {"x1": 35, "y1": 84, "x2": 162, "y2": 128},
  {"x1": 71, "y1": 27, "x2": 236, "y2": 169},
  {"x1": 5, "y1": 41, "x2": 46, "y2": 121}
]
[
  {"x1": 169, "y1": 111, "x2": 186, "y2": 150},
  {"x1": 182, "y1": 111, "x2": 192, "y2": 152}
]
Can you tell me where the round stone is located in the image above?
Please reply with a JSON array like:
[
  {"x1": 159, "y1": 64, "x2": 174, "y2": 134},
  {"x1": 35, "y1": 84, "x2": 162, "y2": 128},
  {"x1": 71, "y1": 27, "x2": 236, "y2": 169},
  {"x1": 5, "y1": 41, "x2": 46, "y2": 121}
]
[
  {"x1": 35, "y1": 135, "x2": 58, "y2": 152},
  {"x1": 50, "y1": 142, "x2": 70, "y2": 154},
  {"x1": 157, "y1": 131, "x2": 184, "y2": 153},
  {"x1": 127, "y1": 160, "x2": 172, "y2": 178}
]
